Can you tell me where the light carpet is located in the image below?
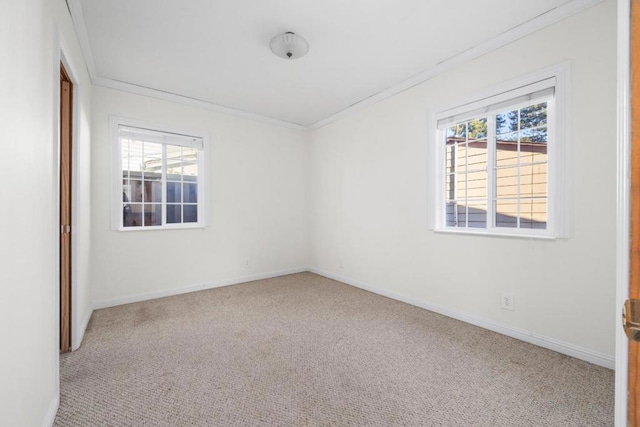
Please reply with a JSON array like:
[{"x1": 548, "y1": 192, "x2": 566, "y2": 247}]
[{"x1": 54, "y1": 272, "x2": 614, "y2": 426}]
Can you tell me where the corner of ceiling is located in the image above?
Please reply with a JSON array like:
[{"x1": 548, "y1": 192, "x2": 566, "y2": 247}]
[
  {"x1": 66, "y1": 0, "x2": 99, "y2": 83},
  {"x1": 307, "y1": 0, "x2": 605, "y2": 131},
  {"x1": 66, "y1": 0, "x2": 604, "y2": 134}
]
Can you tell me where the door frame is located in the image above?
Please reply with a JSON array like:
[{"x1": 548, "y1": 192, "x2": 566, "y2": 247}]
[
  {"x1": 59, "y1": 63, "x2": 72, "y2": 353},
  {"x1": 616, "y1": 0, "x2": 631, "y2": 425},
  {"x1": 55, "y1": 42, "x2": 81, "y2": 352}
]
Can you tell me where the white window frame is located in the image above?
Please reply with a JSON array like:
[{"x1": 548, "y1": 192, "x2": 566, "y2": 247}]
[
  {"x1": 431, "y1": 63, "x2": 570, "y2": 239},
  {"x1": 110, "y1": 116, "x2": 209, "y2": 231}
]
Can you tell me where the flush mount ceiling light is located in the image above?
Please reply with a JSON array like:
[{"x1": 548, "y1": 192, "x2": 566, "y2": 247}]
[{"x1": 269, "y1": 32, "x2": 309, "y2": 60}]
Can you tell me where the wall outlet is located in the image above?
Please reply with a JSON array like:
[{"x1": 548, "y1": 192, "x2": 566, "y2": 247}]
[
  {"x1": 338, "y1": 258, "x2": 344, "y2": 269},
  {"x1": 501, "y1": 292, "x2": 515, "y2": 311},
  {"x1": 244, "y1": 259, "x2": 250, "y2": 269}
]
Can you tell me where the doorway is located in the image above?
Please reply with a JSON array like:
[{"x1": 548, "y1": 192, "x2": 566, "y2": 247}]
[{"x1": 59, "y1": 63, "x2": 73, "y2": 353}]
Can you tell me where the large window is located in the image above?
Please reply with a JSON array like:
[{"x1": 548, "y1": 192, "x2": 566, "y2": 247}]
[
  {"x1": 112, "y1": 119, "x2": 207, "y2": 230},
  {"x1": 434, "y1": 69, "x2": 568, "y2": 238}
]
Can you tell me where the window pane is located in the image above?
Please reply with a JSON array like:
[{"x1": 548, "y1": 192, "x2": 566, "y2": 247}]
[
  {"x1": 520, "y1": 127, "x2": 548, "y2": 144},
  {"x1": 468, "y1": 118, "x2": 487, "y2": 140},
  {"x1": 455, "y1": 204, "x2": 467, "y2": 228},
  {"x1": 455, "y1": 142, "x2": 467, "y2": 169},
  {"x1": 167, "y1": 145, "x2": 183, "y2": 180},
  {"x1": 127, "y1": 140, "x2": 143, "y2": 173},
  {"x1": 183, "y1": 205, "x2": 198, "y2": 223},
  {"x1": 129, "y1": 180, "x2": 143, "y2": 203},
  {"x1": 446, "y1": 202, "x2": 457, "y2": 227},
  {"x1": 467, "y1": 201, "x2": 487, "y2": 228},
  {"x1": 467, "y1": 170, "x2": 487, "y2": 199},
  {"x1": 122, "y1": 179, "x2": 131, "y2": 203},
  {"x1": 495, "y1": 200, "x2": 518, "y2": 228},
  {"x1": 144, "y1": 203, "x2": 162, "y2": 226},
  {"x1": 144, "y1": 180, "x2": 161, "y2": 203},
  {"x1": 118, "y1": 125, "x2": 203, "y2": 230},
  {"x1": 455, "y1": 172, "x2": 467, "y2": 202},
  {"x1": 445, "y1": 174, "x2": 456, "y2": 201},
  {"x1": 496, "y1": 110, "x2": 518, "y2": 135},
  {"x1": 183, "y1": 183, "x2": 197, "y2": 203},
  {"x1": 166, "y1": 204, "x2": 181, "y2": 224},
  {"x1": 446, "y1": 145, "x2": 455, "y2": 173},
  {"x1": 143, "y1": 142, "x2": 162, "y2": 181},
  {"x1": 495, "y1": 167, "x2": 518, "y2": 198},
  {"x1": 448, "y1": 123, "x2": 466, "y2": 139},
  {"x1": 520, "y1": 102, "x2": 547, "y2": 129},
  {"x1": 166, "y1": 182, "x2": 181, "y2": 203},
  {"x1": 466, "y1": 140, "x2": 487, "y2": 171},
  {"x1": 121, "y1": 140, "x2": 130, "y2": 179},
  {"x1": 182, "y1": 147, "x2": 198, "y2": 177},
  {"x1": 519, "y1": 199, "x2": 547, "y2": 229},
  {"x1": 496, "y1": 138, "x2": 518, "y2": 168},
  {"x1": 124, "y1": 204, "x2": 142, "y2": 227},
  {"x1": 519, "y1": 163, "x2": 547, "y2": 198},
  {"x1": 520, "y1": 136, "x2": 548, "y2": 164},
  {"x1": 444, "y1": 119, "x2": 488, "y2": 230}
]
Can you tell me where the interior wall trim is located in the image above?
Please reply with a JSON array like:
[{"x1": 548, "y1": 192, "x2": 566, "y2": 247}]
[
  {"x1": 309, "y1": 0, "x2": 603, "y2": 130},
  {"x1": 88, "y1": 267, "x2": 614, "y2": 369},
  {"x1": 309, "y1": 268, "x2": 615, "y2": 370},
  {"x1": 92, "y1": 267, "x2": 309, "y2": 310},
  {"x1": 615, "y1": 0, "x2": 631, "y2": 424},
  {"x1": 66, "y1": 0, "x2": 603, "y2": 132},
  {"x1": 93, "y1": 77, "x2": 308, "y2": 131}
]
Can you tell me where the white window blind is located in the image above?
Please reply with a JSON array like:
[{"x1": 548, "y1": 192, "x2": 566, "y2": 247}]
[
  {"x1": 437, "y1": 78, "x2": 555, "y2": 130},
  {"x1": 118, "y1": 125, "x2": 204, "y2": 149}
]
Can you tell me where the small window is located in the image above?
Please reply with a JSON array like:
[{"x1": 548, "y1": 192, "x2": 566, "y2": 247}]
[
  {"x1": 112, "y1": 118, "x2": 207, "y2": 230},
  {"x1": 434, "y1": 68, "x2": 568, "y2": 238}
]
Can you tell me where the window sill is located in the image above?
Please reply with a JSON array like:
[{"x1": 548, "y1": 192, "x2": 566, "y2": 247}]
[
  {"x1": 433, "y1": 227, "x2": 558, "y2": 240},
  {"x1": 116, "y1": 223, "x2": 205, "y2": 232}
]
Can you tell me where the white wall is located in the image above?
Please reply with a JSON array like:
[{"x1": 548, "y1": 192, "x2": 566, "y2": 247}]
[
  {"x1": 60, "y1": 1, "x2": 93, "y2": 354},
  {"x1": 90, "y1": 87, "x2": 309, "y2": 305},
  {"x1": 0, "y1": 0, "x2": 92, "y2": 425},
  {"x1": 309, "y1": 0, "x2": 617, "y2": 362}
]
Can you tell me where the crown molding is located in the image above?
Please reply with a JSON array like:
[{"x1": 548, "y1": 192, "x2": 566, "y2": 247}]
[
  {"x1": 66, "y1": 0, "x2": 98, "y2": 81},
  {"x1": 66, "y1": 0, "x2": 307, "y2": 131},
  {"x1": 308, "y1": 0, "x2": 604, "y2": 130},
  {"x1": 68, "y1": 0, "x2": 603, "y2": 132},
  {"x1": 93, "y1": 77, "x2": 308, "y2": 131}
]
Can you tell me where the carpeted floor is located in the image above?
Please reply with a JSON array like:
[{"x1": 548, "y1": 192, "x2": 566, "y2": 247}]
[{"x1": 54, "y1": 273, "x2": 614, "y2": 426}]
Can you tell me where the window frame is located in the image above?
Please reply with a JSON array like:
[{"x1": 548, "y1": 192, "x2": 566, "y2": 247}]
[
  {"x1": 431, "y1": 63, "x2": 570, "y2": 239},
  {"x1": 110, "y1": 116, "x2": 209, "y2": 231}
]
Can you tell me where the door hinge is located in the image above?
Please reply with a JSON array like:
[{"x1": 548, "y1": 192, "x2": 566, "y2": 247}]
[
  {"x1": 623, "y1": 299, "x2": 640, "y2": 341},
  {"x1": 60, "y1": 225, "x2": 71, "y2": 234}
]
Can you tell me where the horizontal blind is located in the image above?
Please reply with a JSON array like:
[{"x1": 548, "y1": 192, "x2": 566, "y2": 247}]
[
  {"x1": 119, "y1": 125, "x2": 203, "y2": 149},
  {"x1": 437, "y1": 78, "x2": 555, "y2": 129}
]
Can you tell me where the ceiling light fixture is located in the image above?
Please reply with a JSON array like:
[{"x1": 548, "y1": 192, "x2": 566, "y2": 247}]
[{"x1": 269, "y1": 32, "x2": 309, "y2": 60}]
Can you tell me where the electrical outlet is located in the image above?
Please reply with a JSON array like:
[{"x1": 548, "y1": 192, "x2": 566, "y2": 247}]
[
  {"x1": 245, "y1": 259, "x2": 250, "y2": 269},
  {"x1": 501, "y1": 292, "x2": 515, "y2": 311},
  {"x1": 338, "y1": 258, "x2": 344, "y2": 269}
]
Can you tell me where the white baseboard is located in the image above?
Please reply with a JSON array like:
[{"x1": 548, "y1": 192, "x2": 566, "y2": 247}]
[
  {"x1": 88, "y1": 266, "x2": 614, "y2": 369},
  {"x1": 92, "y1": 267, "x2": 308, "y2": 310},
  {"x1": 309, "y1": 267, "x2": 615, "y2": 370},
  {"x1": 42, "y1": 392, "x2": 59, "y2": 427}
]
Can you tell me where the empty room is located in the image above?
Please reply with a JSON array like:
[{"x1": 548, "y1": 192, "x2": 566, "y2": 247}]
[{"x1": 2, "y1": 0, "x2": 636, "y2": 425}]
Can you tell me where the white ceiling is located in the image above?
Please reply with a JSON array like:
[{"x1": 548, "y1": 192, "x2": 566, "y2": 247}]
[{"x1": 72, "y1": 0, "x2": 595, "y2": 128}]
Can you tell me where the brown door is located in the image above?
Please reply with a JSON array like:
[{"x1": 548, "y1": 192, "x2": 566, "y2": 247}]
[{"x1": 59, "y1": 64, "x2": 72, "y2": 353}]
